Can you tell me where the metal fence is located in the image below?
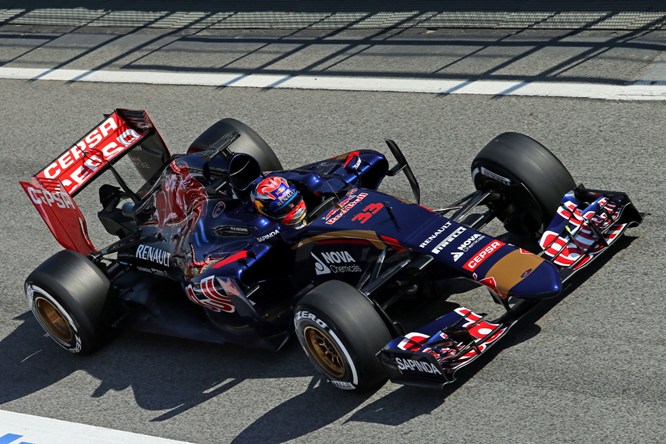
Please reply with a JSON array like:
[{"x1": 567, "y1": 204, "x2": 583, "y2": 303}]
[{"x1": 0, "y1": 1, "x2": 665, "y2": 30}]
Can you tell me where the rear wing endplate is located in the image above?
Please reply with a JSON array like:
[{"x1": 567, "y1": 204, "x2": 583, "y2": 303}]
[{"x1": 20, "y1": 178, "x2": 96, "y2": 254}]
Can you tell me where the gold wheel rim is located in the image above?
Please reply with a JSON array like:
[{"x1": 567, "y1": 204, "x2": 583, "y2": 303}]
[
  {"x1": 34, "y1": 296, "x2": 74, "y2": 343},
  {"x1": 303, "y1": 326, "x2": 346, "y2": 379}
]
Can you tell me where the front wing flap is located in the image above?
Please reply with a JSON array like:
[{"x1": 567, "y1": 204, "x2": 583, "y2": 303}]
[
  {"x1": 378, "y1": 307, "x2": 513, "y2": 388},
  {"x1": 539, "y1": 186, "x2": 642, "y2": 281}
]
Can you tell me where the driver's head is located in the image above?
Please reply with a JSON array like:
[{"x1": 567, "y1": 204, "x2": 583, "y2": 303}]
[{"x1": 251, "y1": 176, "x2": 306, "y2": 226}]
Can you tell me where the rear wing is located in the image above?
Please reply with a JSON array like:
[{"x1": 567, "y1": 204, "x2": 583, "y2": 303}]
[{"x1": 20, "y1": 109, "x2": 170, "y2": 254}]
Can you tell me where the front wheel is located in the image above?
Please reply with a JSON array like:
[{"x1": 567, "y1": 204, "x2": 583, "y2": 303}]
[
  {"x1": 25, "y1": 250, "x2": 117, "y2": 354},
  {"x1": 294, "y1": 281, "x2": 392, "y2": 391},
  {"x1": 471, "y1": 132, "x2": 576, "y2": 237}
]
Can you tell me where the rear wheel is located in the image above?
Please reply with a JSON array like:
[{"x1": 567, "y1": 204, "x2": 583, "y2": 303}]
[
  {"x1": 471, "y1": 132, "x2": 576, "y2": 237},
  {"x1": 25, "y1": 250, "x2": 117, "y2": 354},
  {"x1": 294, "y1": 280, "x2": 392, "y2": 391},
  {"x1": 188, "y1": 118, "x2": 282, "y2": 171}
]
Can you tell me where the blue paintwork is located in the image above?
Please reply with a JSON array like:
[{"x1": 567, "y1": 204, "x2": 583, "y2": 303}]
[{"x1": 113, "y1": 148, "x2": 565, "y2": 347}]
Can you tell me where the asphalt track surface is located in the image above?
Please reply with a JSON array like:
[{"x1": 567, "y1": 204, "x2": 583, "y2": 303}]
[{"x1": 0, "y1": 26, "x2": 665, "y2": 443}]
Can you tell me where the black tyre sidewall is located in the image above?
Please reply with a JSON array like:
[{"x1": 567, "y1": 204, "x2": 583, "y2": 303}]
[
  {"x1": 294, "y1": 281, "x2": 391, "y2": 391},
  {"x1": 25, "y1": 250, "x2": 113, "y2": 354}
]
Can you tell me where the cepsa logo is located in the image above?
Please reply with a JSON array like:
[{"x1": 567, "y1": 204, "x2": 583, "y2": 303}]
[
  {"x1": 38, "y1": 115, "x2": 141, "y2": 194},
  {"x1": 25, "y1": 186, "x2": 75, "y2": 209},
  {"x1": 463, "y1": 240, "x2": 505, "y2": 272}
]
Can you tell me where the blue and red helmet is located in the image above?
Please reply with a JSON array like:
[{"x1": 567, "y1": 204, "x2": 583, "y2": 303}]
[{"x1": 251, "y1": 176, "x2": 306, "y2": 226}]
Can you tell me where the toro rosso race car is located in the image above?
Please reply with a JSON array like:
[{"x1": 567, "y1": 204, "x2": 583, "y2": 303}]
[{"x1": 20, "y1": 109, "x2": 642, "y2": 391}]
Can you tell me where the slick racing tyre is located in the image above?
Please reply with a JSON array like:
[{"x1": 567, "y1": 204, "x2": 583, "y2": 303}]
[
  {"x1": 25, "y1": 250, "x2": 116, "y2": 354},
  {"x1": 294, "y1": 280, "x2": 392, "y2": 391},
  {"x1": 471, "y1": 132, "x2": 576, "y2": 237},
  {"x1": 188, "y1": 118, "x2": 283, "y2": 171}
]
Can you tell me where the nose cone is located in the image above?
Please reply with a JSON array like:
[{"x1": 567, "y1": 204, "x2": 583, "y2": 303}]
[
  {"x1": 509, "y1": 261, "x2": 562, "y2": 299},
  {"x1": 482, "y1": 249, "x2": 562, "y2": 299}
]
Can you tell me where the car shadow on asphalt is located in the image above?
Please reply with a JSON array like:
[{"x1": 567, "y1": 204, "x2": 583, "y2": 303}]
[
  {"x1": 231, "y1": 235, "x2": 637, "y2": 438},
  {"x1": 0, "y1": 313, "x2": 314, "y2": 415}
]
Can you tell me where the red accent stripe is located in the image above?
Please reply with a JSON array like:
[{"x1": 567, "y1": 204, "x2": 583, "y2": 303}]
[
  {"x1": 380, "y1": 235, "x2": 406, "y2": 252},
  {"x1": 212, "y1": 250, "x2": 248, "y2": 269},
  {"x1": 343, "y1": 151, "x2": 360, "y2": 167},
  {"x1": 380, "y1": 235, "x2": 401, "y2": 246}
]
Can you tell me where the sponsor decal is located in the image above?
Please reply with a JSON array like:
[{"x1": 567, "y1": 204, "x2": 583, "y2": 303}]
[
  {"x1": 456, "y1": 233, "x2": 484, "y2": 252},
  {"x1": 463, "y1": 240, "x2": 505, "y2": 272},
  {"x1": 323, "y1": 189, "x2": 356, "y2": 220},
  {"x1": 296, "y1": 310, "x2": 328, "y2": 329},
  {"x1": 136, "y1": 244, "x2": 171, "y2": 266},
  {"x1": 431, "y1": 226, "x2": 467, "y2": 254},
  {"x1": 185, "y1": 276, "x2": 236, "y2": 313},
  {"x1": 216, "y1": 225, "x2": 252, "y2": 236},
  {"x1": 331, "y1": 380, "x2": 356, "y2": 390},
  {"x1": 419, "y1": 222, "x2": 451, "y2": 249},
  {"x1": 395, "y1": 357, "x2": 442, "y2": 375},
  {"x1": 257, "y1": 229, "x2": 279, "y2": 242},
  {"x1": 25, "y1": 186, "x2": 76, "y2": 209},
  {"x1": 325, "y1": 190, "x2": 368, "y2": 225},
  {"x1": 451, "y1": 233, "x2": 485, "y2": 261},
  {"x1": 521, "y1": 268, "x2": 533, "y2": 278},
  {"x1": 136, "y1": 266, "x2": 169, "y2": 277},
  {"x1": 311, "y1": 251, "x2": 361, "y2": 275},
  {"x1": 38, "y1": 115, "x2": 141, "y2": 194},
  {"x1": 295, "y1": 310, "x2": 360, "y2": 387},
  {"x1": 473, "y1": 166, "x2": 512, "y2": 186},
  {"x1": 212, "y1": 201, "x2": 225, "y2": 218}
]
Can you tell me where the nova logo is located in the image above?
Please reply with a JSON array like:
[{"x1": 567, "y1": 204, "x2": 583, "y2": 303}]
[
  {"x1": 451, "y1": 233, "x2": 485, "y2": 261},
  {"x1": 311, "y1": 251, "x2": 361, "y2": 275},
  {"x1": 321, "y1": 251, "x2": 355, "y2": 264}
]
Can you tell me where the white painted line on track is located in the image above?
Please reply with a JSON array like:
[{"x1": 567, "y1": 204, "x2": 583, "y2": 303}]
[
  {"x1": 0, "y1": 67, "x2": 665, "y2": 100},
  {"x1": 0, "y1": 410, "x2": 193, "y2": 444}
]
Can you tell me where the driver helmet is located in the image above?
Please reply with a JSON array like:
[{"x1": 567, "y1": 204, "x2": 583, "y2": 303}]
[{"x1": 251, "y1": 176, "x2": 306, "y2": 226}]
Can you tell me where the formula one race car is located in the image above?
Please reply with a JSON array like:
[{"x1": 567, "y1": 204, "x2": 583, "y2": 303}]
[{"x1": 20, "y1": 109, "x2": 642, "y2": 391}]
